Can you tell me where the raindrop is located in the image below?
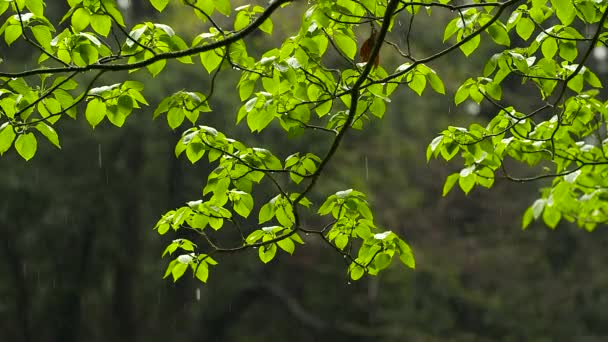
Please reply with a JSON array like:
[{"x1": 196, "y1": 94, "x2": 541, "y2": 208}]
[
  {"x1": 465, "y1": 102, "x2": 480, "y2": 116},
  {"x1": 347, "y1": 281, "x2": 351, "y2": 285},
  {"x1": 364, "y1": 156, "x2": 369, "y2": 181},
  {"x1": 593, "y1": 46, "x2": 608, "y2": 61},
  {"x1": 593, "y1": 46, "x2": 608, "y2": 73},
  {"x1": 98, "y1": 144, "x2": 102, "y2": 168},
  {"x1": 195, "y1": 288, "x2": 201, "y2": 301},
  {"x1": 117, "y1": 0, "x2": 130, "y2": 10}
]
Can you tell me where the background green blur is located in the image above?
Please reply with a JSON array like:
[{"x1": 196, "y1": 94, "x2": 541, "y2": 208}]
[{"x1": 2, "y1": 1, "x2": 608, "y2": 341}]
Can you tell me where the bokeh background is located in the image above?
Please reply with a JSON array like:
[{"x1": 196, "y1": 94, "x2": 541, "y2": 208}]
[{"x1": 2, "y1": 1, "x2": 608, "y2": 341}]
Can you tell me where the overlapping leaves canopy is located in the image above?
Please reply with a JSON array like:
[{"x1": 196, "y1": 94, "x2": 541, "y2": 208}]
[{"x1": 0, "y1": 0, "x2": 606, "y2": 283}]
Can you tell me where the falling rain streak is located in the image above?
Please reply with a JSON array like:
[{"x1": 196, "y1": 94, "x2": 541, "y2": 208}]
[{"x1": 98, "y1": 144, "x2": 102, "y2": 168}]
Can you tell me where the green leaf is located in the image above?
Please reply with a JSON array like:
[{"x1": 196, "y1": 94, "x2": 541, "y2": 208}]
[
  {"x1": 234, "y1": 11, "x2": 250, "y2": 31},
  {"x1": 200, "y1": 49, "x2": 223, "y2": 74},
  {"x1": 442, "y1": 173, "x2": 459, "y2": 196},
  {"x1": 212, "y1": 0, "x2": 231, "y2": 16},
  {"x1": 163, "y1": 259, "x2": 177, "y2": 278},
  {"x1": 259, "y1": 243, "x2": 277, "y2": 263},
  {"x1": 460, "y1": 34, "x2": 480, "y2": 56},
  {"x1": 427, "y1": 71, "x2": 446, "y2": 94},
  {"x1": 542, "y1": 205, "x2": 561, "y2": 229},
  {"x1": 85, "y1": 99, "x2": 106, "y2": 128},
  {"x1": 522, "y1": 206, "x2": 534, "y2": 229},
  {"x1": 233, "y1": 193, "x2": 254, "y2": 218},
  {"x1": 373, "y1": 252, "x2": 391, "y2": 271},
  {"x1": 577, "y1": 0, "x2": 596, "y2": 21},
  {"x1": 259, "y1": 17, "x2": 273, "y2": 34},
  {"x1": 335, "y1": 234, "x2": 348, "y2": 250},
  {"x1": 318, "y1": 196, "x2": 335, "y2": 215},
  {"x1": 239, "y1": 79, "x2": 255, "y2": 101},
  {"x1": 259, "y1": 202, "x2": 275, "y2": 223},
  {"x1": 541, "y1": 38, "x2": 557, "y2": 59},
  {"x1": 5, "y1": 25, "x2": 23, "y2": 45},
  {"x1": 171, "y1": 262, "x2": 187, "y2": 281},
  {"x1": 90, "y1": 14, "x2": 112, "y2": 36},
  {"x1": 558, "y1": 41, "x2": 577, "y2": 62},
  {"x1": 275, "y1": 205, "x2": 294, "y2": 228},
  {"x1": 426, "y1": 135, "x2": 443, "y2": 160},
  {"x1": 484, "y1": 82, "x2": 502, "y2": 100},
  {"x1": 349, "y1": 264, "x2": 365, "y2": 280},
  {"x1": 277, "y1": 237, "x2": 295, "y2": 254},
  {"x1": 369, "y1": 97, "x2": 386, "y2": 118},
  {"x1": 208, "y1": 216, "x2": 224, "y2": 230},
  {"x1": 195, "y1": 263, "x2": 209, "y2": 282},
  {"x1": 30, "y1": 25, "x2": 53, "y2": 51},
  {"x1": 73, "y1": 43, "x2": 98, "y2": 66},
  {"x1": 186, "y1": 142, "x2": 205, "y2": 163},
  {"x1": 584, "y1": 69, "x2": 602, "y2": 88},
  {"x1": 246, "y1": 230, "x2": 264, "y2": 244},
  {"x1": 167, "y1": 107, "x2": 185, "y2": 129},
  {"x1": 551, "y1": 0, "x2": 575, "y2": 25},
  {"x1": 35, "y1": 122, "x2": 60, "y2": 148},
  {"x1": 71, "y1": 7, "x2": 90, "y2": 32},
  {"x1": 396, "y1": 239, "x2": 415, "y2": 269},
  {"x1": 334, "y1": 32, "x2": 357, "y2": 60},
  {"x1": 0, "y1": 123, "x2": 16, "y2": 154},
  {"x1": 443, "y1": 18, "x2": 459, "y2": 42},
  {"x1": 147, "y1": 59, "x2": 166, "y2": 77},
  {"x1": 567, "y1": 74, "x2": 583, "y2": 93},
  {"x1": 516, "y1": 17, "x2": 534, "y2": 40},
  {"x1": 102, "y1": 0, "x2": 125, "y2": 26},
  {"x1": 408, "y1": 74, "x2": 426, "y2": 96},
  {"x1": 150, "y1": 0, "x2": 169, "y2": 12},
  {"x1": 247, "y1": 106, "x2": 275, "y2": 132},
  {"x1": 15, "y1": 132, "x2": 37, "y2": 161},
  {"x1": 106, "y1": 106, "x2": 127, "y2": 127},
  {"x1": 487, "y1": 24, "x2": 510, "y2": 46},
  {"x1": 189, "y1": 213, "x2": 208, "y2": 229},
  {"x1": 25, "y1": 0, "x2": 44, "y2": 16},
  {"x1": 458, "y1": 168, "x2": 475, "y2": 194},
  {"x1": 506, "y1": 9, "x2": 521, "y2": 31},
  {"x1": 291, "y1": 233, "x2": 305, "y2": 245},
  {"x1": 454, "y1": 84, "x2": 470, "y2": 105}
]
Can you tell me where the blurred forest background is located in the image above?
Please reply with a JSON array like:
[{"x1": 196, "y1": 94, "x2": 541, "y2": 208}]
[{"x1": 2, "y1": 1, "x2": 608, "y2": 341}]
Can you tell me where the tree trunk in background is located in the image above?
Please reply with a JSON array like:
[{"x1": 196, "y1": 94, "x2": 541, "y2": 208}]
[
  {"x1": 52, "y1": 223, "x2": 96, "y2": 342},
  {"x1": 1, "y1": 229, "x2": 31, "y2": 342},
  {"x1": 112, "y1": 130, "x2": 144, "y2": 342}
]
